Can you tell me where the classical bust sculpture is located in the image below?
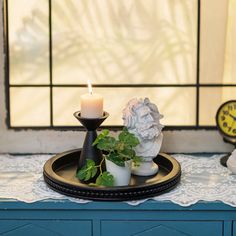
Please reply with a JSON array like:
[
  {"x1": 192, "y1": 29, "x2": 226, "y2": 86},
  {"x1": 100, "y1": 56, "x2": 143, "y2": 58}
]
[{"x1": 122, "y1": 98, "x2": 164, "y2": 176}]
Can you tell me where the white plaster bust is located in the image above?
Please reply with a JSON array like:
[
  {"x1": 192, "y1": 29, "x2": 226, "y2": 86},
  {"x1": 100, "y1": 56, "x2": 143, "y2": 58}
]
[
  {"x1": 122, "y1": 98, "x2": 164, "y2": 176},
  {"x1": 227, "y1": 149, "x2": 236, "y2": 174}
]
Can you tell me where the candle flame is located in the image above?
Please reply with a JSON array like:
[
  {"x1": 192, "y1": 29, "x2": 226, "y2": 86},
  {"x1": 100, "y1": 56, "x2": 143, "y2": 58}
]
[{"x1": 87, "y1": 80, "x2": 92, "y2": 95}]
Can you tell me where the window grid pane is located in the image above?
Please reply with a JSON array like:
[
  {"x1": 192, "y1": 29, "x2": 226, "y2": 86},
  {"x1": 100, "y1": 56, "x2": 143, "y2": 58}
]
[
  {"x1": 53, "y1": 87, "x2": 196, "y2": 126},
  {"x1": 10, "y1": 87, "x2": 50, "y2": 127},
  {"x1": 52, "y1": 0, "x2": 197, "y2": 86},
  {"x1": 8, "y1": 0, "x2": 50, "y2": 85},
  {"x1": 7, "y1": 0, "x2": 236, "y2": 129}
]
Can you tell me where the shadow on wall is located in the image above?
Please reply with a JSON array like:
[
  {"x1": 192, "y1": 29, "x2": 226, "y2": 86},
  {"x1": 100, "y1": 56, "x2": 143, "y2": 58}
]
[{"x1": 9, "y1": 0, "x2": 197, "y2": 126}]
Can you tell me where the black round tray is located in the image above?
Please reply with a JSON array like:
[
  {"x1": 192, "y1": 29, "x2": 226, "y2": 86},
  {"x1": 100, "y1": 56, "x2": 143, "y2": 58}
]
[{"x1": 43, "y1": 149, "x2": 181, "y2": 201}]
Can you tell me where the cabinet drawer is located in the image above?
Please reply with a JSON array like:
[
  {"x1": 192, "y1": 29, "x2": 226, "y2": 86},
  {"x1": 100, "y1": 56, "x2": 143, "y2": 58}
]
[
  {"x1": 0, "y1": 220, "x2": 91, "y2": 236},
  {"x1": 234, "y1": 221, "x2": 236, "y2": 236},
  {"x1": 101, "y1": 220, "x2": 223, "y2": 236}
]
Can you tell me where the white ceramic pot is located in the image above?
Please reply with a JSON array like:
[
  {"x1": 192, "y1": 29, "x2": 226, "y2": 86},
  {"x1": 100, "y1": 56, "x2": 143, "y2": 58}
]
[{"x1": 105, "y1": 159, "x2": 131, "y2": 186}]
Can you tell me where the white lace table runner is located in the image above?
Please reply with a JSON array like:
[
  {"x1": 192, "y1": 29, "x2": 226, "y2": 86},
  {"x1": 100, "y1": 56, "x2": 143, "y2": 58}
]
[{"x1": 0, "y1": 153, "x2": 236, "y2": 207}]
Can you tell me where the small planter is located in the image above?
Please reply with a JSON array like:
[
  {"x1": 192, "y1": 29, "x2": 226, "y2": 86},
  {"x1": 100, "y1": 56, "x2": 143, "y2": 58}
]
[{"x1": 105, "y1": 159, "x2": 132, "y2": 186}]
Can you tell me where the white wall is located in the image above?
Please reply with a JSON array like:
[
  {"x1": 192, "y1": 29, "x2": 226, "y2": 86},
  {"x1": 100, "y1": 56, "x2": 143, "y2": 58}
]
[{"x1": 0, "y1": 0, "x2": 234, "y2": 153}]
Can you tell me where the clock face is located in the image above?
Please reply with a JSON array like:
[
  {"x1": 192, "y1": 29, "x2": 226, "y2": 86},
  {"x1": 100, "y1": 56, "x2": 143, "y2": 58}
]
[{"x1": 216, "y1": 100, "x2": 236, "y2": 138}]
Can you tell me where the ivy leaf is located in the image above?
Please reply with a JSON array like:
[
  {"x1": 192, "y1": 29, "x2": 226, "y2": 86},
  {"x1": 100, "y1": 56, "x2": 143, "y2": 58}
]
[
  {"x1": 84, "y1": 170, "x2": 91, "y2": 181},
  {"x1": 86, "y1": 159, "x2": 95, "y2": 167},
  {"x1": 114, "y1": 141, "x2": 125, "y2": 152},
  {"x1": 96, "y1": 136, "x2": 116, "y2": 151},
  {"x1": 132, "y1": 156, "x2": 142, "y2": 167},
  {"x1": 119, "y1": 148, "x2": 135, "y2": 160},
  {"x1": 118, "y1": 128, "x2": 139, "y2": 147},
  {"x1": 76, "y1": 168, "x2": 87, "y2": 180},
  {"x1": 96, "y1": 172, "x2": 114, "y2": 187},
  {"x1": 93, "y1": 129, "x2": 109, "y2": 146},
  {"x1": 91, "y1": 166, "x2": 97, "y2": 178},
  {"x1": 76, "y1": 159, "x2": 97, "y2": 181},
  {"x1": 107, "y1": 152, "x2": 125, "y2": 167}
]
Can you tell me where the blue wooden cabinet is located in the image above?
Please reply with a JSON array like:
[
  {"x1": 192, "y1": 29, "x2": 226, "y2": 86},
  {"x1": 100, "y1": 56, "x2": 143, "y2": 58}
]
[
  {"x1": 0, "y1": 220, "x2": 92, "y2": 236},
  {"x1": 0, "y1": 200, "x2": 235, "y2": 236},
  {"x1": 101, "y1": 221, "x2": 222, "y2": 236},
  {"x1": 234, "y1": 222, "x2": 236, "y2": 236}
]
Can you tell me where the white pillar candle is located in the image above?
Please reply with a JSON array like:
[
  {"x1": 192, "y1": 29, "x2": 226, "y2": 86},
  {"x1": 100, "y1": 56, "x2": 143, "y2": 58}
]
[{"x1": 80, "y1": 81, "x2": 103, "y2": 118}]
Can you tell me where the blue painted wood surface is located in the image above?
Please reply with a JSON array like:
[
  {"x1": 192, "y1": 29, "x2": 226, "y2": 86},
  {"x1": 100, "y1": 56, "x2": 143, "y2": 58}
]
[
  {"x1": 0, "y1": 200, "x2": 236, "y2": 236},
  {"x1": 0, "y1": 220, "x2": 91, "y2": 236},
  {"x1": 101, "y1": 221, "x2": 222, "y2": 236},
  {"x1": 233, "y1": 221, "x2": 236, "y2": 236}
]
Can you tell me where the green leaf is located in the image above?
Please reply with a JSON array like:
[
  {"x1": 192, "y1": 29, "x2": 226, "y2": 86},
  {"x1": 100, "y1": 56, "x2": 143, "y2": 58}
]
[
  {"x1": 84, "y1": 170, "x2": 91, "y2": 181},
  {"x1": 76, "y1": 168, "x2": 87, "y2": 180},
  {"x1": 118, "y1": 128, "x2": 139, "y2": 147},
  {"x1": 107, "y1": 153, "x2": 125, "y2": 167},
  {"x1": 86, "y1": 159, "x2": 95, "y2": 167},
  {"x1": 93, "y1": 129, "x2": 109, "y2": 146},
  {"x1": 114, "y1": 141, "x2": 125, "y2": 152},
  {"x1": 96, "y1": 136, "x2": 116, "y2": 151},
  {"x1": 76, "y1": 159, "x2": 97, "y2": 181},
  {"x1": 132, "y1": 156, "x2": 142, "y2": 167},
  {"x1": 96, "y1": 172, "x2": 114, "y2": 186},
  {"x1": 119, "y1": 148, "x2": 135, "y2": 159},
  {"x1": 91, "y1": 167, "x2": 97, "y2": 178},
  {"x1": 118, "y1": 129, "x2": 128, "y2": 142}
]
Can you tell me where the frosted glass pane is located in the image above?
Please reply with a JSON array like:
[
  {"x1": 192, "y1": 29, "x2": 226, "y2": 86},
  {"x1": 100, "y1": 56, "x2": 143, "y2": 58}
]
[
  {"x1": 199, "y1": 87, "x2": 236, "y2": 125},
  {"x1": 199, "y1": 0, "x2": 229, "y2": 84},
  {"x1": 53, "y1": 87, "x2": 196, "y2": 126},
  {"x1": 200, "y1": 0, "x2": 236, "y2": 84},
  {"x1": 222, "y1": 0, "x2": 236, "y2": 84},
  {"x1": 10, "y1": 88, "x2": 50, "y2": 126},
  {"x1": 53, "y1": 87, "x2": 81, "y2": 126},
  {"x1": 9, "y1": 0, "x2": 49, "y2": 85},
  {"x1": 52, "y1": 0, "x2": 197, "y2": 85}
]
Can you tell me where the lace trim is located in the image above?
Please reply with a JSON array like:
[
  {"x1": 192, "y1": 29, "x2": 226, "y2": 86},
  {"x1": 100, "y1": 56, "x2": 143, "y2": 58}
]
[{"x1": 0, "y1": 154, "x2": 235, "y2": 207}]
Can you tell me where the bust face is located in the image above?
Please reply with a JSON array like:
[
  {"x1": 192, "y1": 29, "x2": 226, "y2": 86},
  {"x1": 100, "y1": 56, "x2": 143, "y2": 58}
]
[
  {"x1": 135, "y1": 105, "x2": 155, "y2": 124},
  {"x1": 123, "y1": 98, "x2": 164, "y2": 157},
  {"x1": 130, "y1": 104, "x2": 161, "y2": 141},
  {"x1": 123, "y1": 99, "x2": 162, "y2": 140}
]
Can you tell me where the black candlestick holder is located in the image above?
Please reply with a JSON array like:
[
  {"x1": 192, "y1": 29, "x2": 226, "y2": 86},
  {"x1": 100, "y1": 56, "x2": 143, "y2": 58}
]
[{"x1": 73, "y1": 111, "x2": 109, "y2": 177}]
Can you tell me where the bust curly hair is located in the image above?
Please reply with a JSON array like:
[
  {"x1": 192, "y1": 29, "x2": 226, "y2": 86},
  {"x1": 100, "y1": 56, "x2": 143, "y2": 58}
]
[{"x1": 122, "y1": 98, "x2": 164, "y2": 158}]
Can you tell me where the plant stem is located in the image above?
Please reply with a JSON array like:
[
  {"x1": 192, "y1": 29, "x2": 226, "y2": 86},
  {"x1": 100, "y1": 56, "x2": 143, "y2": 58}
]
[
  {"x1": 94, "y1": 155, "x2": 106, "y2": 176},
  {"x1": 99, "y1": 155, "x2": 105, "y2": 175}
]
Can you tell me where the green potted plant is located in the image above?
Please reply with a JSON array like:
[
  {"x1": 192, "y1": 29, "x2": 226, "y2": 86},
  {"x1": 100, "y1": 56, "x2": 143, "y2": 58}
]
[{"x1": 77, "y1": 128, "x2": 141, "y2": 186}]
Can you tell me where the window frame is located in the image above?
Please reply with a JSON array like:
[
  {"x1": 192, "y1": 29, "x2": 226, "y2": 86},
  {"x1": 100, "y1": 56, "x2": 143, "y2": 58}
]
[
  {"x1": 4, "y1": 0, "x2": 203, "y2": 130},
  {"x1": 0, "y1": 0, "x2": 234, "y2": 153}
]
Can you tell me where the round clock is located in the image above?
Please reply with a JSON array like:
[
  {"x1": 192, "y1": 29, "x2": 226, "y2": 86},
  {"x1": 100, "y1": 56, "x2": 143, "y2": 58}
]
[
  {"x1": 216, "y1": 100, "x2": 236, "y2": 141},
  {"x1": 216, "y1": 100, "x2": 236, "y2": 166}
]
